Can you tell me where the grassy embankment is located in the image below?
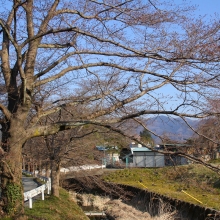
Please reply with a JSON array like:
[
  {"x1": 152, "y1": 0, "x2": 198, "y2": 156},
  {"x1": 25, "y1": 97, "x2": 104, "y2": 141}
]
[
  {"x1": 3, "y1": 163, "x2": 220, "y2": 219},
  {"x1": 24, "y1": 188, "x2": 89, "y2": 220},
  {"x1": 2, "y1": 188, "x2": 89, "y2": 220},
  {"x1": 103, "y1": 164, "x2": 220, "y2": 210}
]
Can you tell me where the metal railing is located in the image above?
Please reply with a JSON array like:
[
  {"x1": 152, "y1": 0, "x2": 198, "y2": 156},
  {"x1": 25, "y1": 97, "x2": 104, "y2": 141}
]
[{"x1": 23, "y1": 170, "x2": 51, "y2": 208}]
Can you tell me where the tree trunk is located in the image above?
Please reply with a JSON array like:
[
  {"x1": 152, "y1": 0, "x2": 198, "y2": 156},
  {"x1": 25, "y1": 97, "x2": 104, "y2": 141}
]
[
  {"x1": 0, "y1": 114, "x2": 27, "y2": 217},
  {"x1": 0, "y1": 141, "x2": 24, "y2": 216},
  {"x1": 27, "y1": 162, "x2": 30, "y2": 172},
  {"x1": 22, "y1": 156, "x2": 25, "y2": 170},
  {"x1": 46, "y1": 162, "x2": 50, "y2": 178},
  {"x1": 32, "y1": 160, "x2": 35, "y2": 177},
  {"x1": 38, "y1": 160, "x2": 42, "y2": 176},
  {"x1": 50, "y1": 160, "x2": 60, "y2": 197}
]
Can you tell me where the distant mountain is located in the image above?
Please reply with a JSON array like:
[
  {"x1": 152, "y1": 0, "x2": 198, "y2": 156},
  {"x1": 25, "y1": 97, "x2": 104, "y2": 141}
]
[{"x1": 141, "y1": 116, "x2": 199, "y2": 144}]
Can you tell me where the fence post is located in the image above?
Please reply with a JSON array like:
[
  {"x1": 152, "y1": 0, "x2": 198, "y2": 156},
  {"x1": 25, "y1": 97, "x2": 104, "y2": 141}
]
[
  {"x1": 47, "y1": 178, "x2": 51, "y2": 194},
  {"x1": 23, "y1": 170, "x2": 52, "y2": 209},
  {"x1": 29, "y1": 197, "x2": 32, "y2": 209},
  {"x1": 42, "y1": 189, "x2": 45, "y2": 200}
]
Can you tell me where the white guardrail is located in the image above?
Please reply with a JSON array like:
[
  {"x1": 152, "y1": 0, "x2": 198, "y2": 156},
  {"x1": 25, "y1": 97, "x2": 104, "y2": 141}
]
[
  {"x1": 60, "y1": 164, "x2": 106, "y2": 173},
  {"x1": 22, "y1": 170, "x2": 51, "y2": 208},
  {"x1": 22, "y1": 165, "x2": 103, "y2": 208}
]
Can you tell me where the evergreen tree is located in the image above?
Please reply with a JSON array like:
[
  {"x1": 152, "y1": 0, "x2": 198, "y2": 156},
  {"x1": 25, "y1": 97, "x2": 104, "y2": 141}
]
[{"x1": 140, "y1": 129, "x2": 154, "y2": 147}]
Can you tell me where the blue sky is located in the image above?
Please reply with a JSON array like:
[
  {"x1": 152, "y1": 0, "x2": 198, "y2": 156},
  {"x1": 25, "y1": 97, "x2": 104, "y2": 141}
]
[
  {"x1": 1, "y1": 0, "x2": 219, "y2": 113},
  {"x1": 193, "y1": 0, "x2": 220, "y2": 15},
  {"x1": 175, "y1": 0, "x2": 220, "y2": 16},
  {"x1": 158, "y1": 0, "x2": 220, "y2": 111}
]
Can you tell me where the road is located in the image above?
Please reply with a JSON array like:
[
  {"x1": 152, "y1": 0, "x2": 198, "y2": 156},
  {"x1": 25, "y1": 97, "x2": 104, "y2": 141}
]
[
  {"x1": 22, "y1": 176, "x2": 40, "y2": 207},
  {"x1": 22, "y1": 176, "x2": 39, "y2": 192}
]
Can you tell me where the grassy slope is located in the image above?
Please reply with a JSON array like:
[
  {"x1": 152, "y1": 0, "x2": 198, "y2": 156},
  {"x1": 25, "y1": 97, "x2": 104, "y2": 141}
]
[
  {"x1": 24, "y1": 188, "x2": 89, "y2": 220},
  {"x1": 2, "y1": 188, "x2": 88, "y2": 220},
  {"x1": 3, "y1": 164, "x2": 219, "y2": 219},
  {"x1": 21, "y1": 189, "x2": 88, "y2": 220},
  {"x1": 103, "y1": 164, "x2": 220, "y2": 210}
]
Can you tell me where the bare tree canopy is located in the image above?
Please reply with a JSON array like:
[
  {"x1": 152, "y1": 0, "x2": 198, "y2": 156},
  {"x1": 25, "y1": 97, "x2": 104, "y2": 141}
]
[{"x1": 0, "y1": 0, "x2": 220, "y2": 217}]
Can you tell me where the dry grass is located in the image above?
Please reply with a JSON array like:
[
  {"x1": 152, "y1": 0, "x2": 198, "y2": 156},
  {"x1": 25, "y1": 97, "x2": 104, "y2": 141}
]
[
  {"x1": 71, "y1": 192, "x2": 111, "y2": 210},
  {"x1": 105, "y1": 199, "x2": 152, "y2": 220},
  {"x1": 105, "y1": 199, "x2": 177, "y2": 220},
  {"x1": 70, "y1": 192, "x2": 177, "y2": 220}
]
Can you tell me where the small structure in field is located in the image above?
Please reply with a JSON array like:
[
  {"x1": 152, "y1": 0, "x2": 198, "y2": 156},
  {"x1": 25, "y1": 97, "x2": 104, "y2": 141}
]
[
  {"x1": 96, "y1": 145, "x2": 120, "y2": 167},
  {"x1": 128, "y1": 143, "x2": 165, "y2": 168},
  {"x1": 157, "y1": 143, "x2": 191, "y2": 166}
]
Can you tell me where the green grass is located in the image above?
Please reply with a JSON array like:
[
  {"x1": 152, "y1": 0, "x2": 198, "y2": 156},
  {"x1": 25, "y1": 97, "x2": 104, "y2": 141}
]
[
  {"x1": 209, "y1": 158, "x2": 220, "y2": 164},
  {"x1": 22, "y1": 173, "x2": 33, "y2": 177},
  {"x1": 24, "y1": 188, "x2": 89, "y2": 220},
  {"x1": 103, "y1": 164, "x2": 220, "y2": 210},
  {"x1": 1, "y1": 188, "x2": 88, "y2": 220}
]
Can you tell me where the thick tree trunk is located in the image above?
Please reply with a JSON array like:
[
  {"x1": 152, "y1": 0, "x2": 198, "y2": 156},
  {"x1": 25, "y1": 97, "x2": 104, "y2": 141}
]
[
  {"x1": 0, "y1": 114, "x2": 28, "y2": 217},
  {"x1": 50, "y1": 160, "x2": 60, "y2": 197},
  {"x1": 0, "y1": 141, "x2": 24, "y2": 216}
]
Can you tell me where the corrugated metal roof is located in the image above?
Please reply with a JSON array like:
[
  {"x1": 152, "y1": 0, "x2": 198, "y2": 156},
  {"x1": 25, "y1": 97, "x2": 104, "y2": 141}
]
[
  {"x1": 131, "y1": 147, "x2": 151, "y2": 154},
  {"x1": 158, "y1": 144, "x2": 191, "y2": 146},
  {"x1": 96, "y1": 146, "x2": 106, "y2": 151}
]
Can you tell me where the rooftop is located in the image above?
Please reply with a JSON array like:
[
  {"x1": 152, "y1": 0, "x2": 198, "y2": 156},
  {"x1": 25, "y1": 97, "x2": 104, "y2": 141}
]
[{"x1": 131, "y1": 147, "x2": 151, "y2": 154}]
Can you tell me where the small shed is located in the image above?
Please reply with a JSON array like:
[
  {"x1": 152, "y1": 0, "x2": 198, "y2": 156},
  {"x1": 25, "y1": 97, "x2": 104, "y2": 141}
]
[
  {"x1": 157, "y1": 144, "x2": 191, "y2": 166},
  {"x1": 106, "y1": 153, "x2": 120, "y2": 165},
  {"x1": 130, "y1": 147, "x2": 164, "y2": 168}
]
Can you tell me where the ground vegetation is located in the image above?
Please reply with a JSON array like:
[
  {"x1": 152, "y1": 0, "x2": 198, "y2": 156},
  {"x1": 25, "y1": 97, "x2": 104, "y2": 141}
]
[{"x1": 0, "y1": 0, "x2": 220, "y2": 217}]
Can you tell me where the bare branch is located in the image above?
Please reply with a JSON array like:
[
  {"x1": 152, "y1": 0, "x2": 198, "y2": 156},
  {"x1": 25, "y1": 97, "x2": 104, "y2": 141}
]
[
  {"x1": 0, "y1": 19, "x2": 19, "y2": 49},
  {"x1": 27, "y1": 121, "x2": 90, "y2": 139},
  {"x1": 0, "y1": 103, "x2": 12, "y2": 120}
]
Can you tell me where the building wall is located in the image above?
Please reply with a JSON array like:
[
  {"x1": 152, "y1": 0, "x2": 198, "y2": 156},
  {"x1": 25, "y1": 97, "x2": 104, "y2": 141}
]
[
  {"x1": 130, "y1": 152, "x2": 164, "y2": 167},
  {"x1": 106, "y1": 153, "x2": 119, "y2": 165},
  {"x1": 165, "y1": 155, "x2": 189, "y2": 166}
]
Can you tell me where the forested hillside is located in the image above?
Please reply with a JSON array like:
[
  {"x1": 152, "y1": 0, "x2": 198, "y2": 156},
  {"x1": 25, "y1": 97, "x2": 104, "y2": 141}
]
[{"x1": 144, "y1": 116, "x2": 199, "y2": 143}]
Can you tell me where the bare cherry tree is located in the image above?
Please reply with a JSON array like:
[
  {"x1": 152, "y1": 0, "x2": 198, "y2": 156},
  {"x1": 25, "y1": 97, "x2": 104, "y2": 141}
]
[
  {"x1": 24, "y1": 120, "x2": 130, "y2": 198},
  {"x1": 191, "y1": 99, "x2": 220, "y2": 160},
  {"x1": 0, "y1": 0, "x2": 220, "y2": 217}
]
